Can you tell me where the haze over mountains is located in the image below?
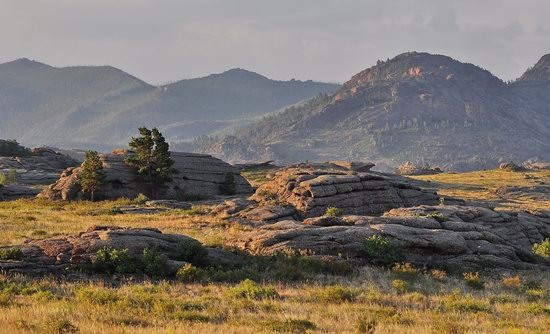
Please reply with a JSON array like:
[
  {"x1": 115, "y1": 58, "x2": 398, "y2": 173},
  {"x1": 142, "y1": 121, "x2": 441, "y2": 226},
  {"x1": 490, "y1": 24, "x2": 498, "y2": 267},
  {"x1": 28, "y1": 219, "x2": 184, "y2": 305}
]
[
  {"x1": 184, "y1": 52, "x2": 550, "y2": 171},
  {"x1": 0, "y1": 58, "x2": 339, "y2": 149}
]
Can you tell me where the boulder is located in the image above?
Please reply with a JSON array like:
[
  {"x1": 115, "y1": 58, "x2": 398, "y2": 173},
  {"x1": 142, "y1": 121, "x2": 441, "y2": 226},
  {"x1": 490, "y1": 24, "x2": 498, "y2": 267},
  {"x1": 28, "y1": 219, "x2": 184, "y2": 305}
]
[
  {"x1": 40, "y1": 151, "x2": 253, "y2": 201},
  {"x1": 249, "y1": 166, "x2": 440, "y2": 219},
  {"x1": 230, "y1": 205, "x2": 550, "y2": 272},
  {"x1": 523, "y1": 161, "x2": 550, "y2": 170},
  {"x1": 0, "y1": 226, "x2": 241, "y2": 275},
  {"x1": 499, "y1": 161, "x2": 524, "y2": 172}
]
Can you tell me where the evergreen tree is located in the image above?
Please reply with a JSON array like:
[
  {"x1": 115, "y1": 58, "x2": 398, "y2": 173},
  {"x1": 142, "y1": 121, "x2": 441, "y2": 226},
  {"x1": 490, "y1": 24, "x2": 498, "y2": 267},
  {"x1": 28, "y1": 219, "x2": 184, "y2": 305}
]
[
  {"x1": 125, "y1": 127, "x2": 175, "y2": 198},
  {"x1": 80, "y1": 151, "x2": 105, "y2": 201}
]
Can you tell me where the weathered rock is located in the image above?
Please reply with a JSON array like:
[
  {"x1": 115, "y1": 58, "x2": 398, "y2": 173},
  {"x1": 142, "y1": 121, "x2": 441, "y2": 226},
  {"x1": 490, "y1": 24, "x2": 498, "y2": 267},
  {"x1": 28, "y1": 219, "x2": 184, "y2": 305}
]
[
  {"x1": 0, "y1": 184, "x2": 42, "y2": 200},
  {"x1": 40, "y1": 151, "x2": 253, "y2": 201},
  {"x1": 231, "y1": 205, "x2": 550, "y2": 272},
  {"x1": 524, "y1": 161, "x2": 550, "y2": 170},
  {"x1": 0, "y1": 226, "x2": 240, "y2": 275},
  {"x1": 250, "y1": 166, "x2": 440, "y2": 218},
  {"x1": 145, "y1": 200, "x2": 192, "y2": 210},
  {"x1": 396, "y1": 161, "x2": 443, "y2": 175},
  {"x1": 495, "y1": 186, "x2": 550, "y2": 201},
  {"x1": 499, "y1": 161, "x2": 524, "y2": 172}
]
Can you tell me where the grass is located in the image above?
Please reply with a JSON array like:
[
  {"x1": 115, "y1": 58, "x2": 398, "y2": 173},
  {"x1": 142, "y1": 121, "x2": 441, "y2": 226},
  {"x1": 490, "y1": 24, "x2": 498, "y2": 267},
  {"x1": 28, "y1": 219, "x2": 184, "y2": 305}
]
[
  {"x1": 0, "y1": 168, "x2": 549, "y2": 332},
  {"x1": 411, "y1": 169, "x2": 550, "y2": 210}
]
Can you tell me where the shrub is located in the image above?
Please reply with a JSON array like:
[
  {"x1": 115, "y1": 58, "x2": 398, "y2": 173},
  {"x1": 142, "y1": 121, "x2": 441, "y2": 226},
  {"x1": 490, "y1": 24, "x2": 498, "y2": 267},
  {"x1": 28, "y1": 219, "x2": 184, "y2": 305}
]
[
  {"x1": 523, "y1": 303, "x2": 550, "y2": 315},
  {"x1": 177, "y1": 264, "x2": 207, "y2": 282},
  {"x1": 442, "y1": 292, "x2": 490, "y2": 313},
  {"x1": 91, "y1": 247, "x2": 131, "y2": 274},
  {"x1": 325, "y1": 206, "x2": 343, "y2": 217},
  {"x1": 463, "y1": 272, "x2": 484, "y2": 290},
  {"x1": 0, "y1": 172, "x2": 7, "y2": 186},
  {"x1": 360, "y1": 235, "x2": 403, "y2": 267},
  {"x1": 174, "y1": 239, "x2": 209, "y2": 266},
  {"x1": 501, "y1": 275, "x2": 522, "y2": 289},
  {"x1": 392, "y1": 279, "x2": 409, "y2": 293},
  {"x1": 312, "y1": 285, "x2": 356, "y2": 303},
  {"x1": 532, "y1": 238, "x2": 550, "y2": 257},
  {"x1": 227, "y1": 279, "x2": 279, "y2": 300},
  {"x1": 392, "y1": 262, "x2": 419, "y2": 280},
  {"x1": 133, "y1": 193, "x2": 149, "y2": 205},
  {"x1": 0, "y1": 248, "x2": 23, "y2": 261},
  {"x1": 44, "y1": 317, "x2": 79, "y2": 334},
  {"x1": 219, "y1": 173, "x2": 236, "y2": 195},
  {"x1": 429, "y1": 269, "x2": 447, "y2": 281},
  {"x1": 142, "y1": 247, "x2": 169, "y2": 278},
  {"x1": 264, "y1": 318, "x2": 316, "y2": 333},
  {"x1": 76, "y1": 287, "x2": 119, "y2": 305},
  {"x1": 0, "y1": 291, "x2": 13, "y2": 307},
  {"x1": 356, "y1": 315, "x2": 377, "y2": 334},
  {"x1": 425, "y1": 212, "x2": 449, "y2": 223}
]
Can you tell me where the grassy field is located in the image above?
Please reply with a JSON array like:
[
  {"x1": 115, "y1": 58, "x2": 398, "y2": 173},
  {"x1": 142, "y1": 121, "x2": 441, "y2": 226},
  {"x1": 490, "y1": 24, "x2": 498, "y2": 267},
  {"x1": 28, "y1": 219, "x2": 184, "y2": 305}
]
[{"x1": 0, "y1": 169, "x2": 549, "y2": 333}]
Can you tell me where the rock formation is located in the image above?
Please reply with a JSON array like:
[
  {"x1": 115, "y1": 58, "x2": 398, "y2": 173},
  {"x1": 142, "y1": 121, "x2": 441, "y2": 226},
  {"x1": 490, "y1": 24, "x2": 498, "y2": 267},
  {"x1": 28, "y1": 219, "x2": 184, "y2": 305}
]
[
  {"x1": 0, "y1": 147, "x2": 79, "y2": 185},
  {"x1": 40, "y1": 151, "x2": 253, "y2": 201},
  {"x1": 396, "y1": 161, "x2": 443, "y2": 175},
  {"x1": 249, "y1": 166, "x2": 440, "y2": 218},
  {"x1": 230, "y1": 205, "x2": 550, "y2": 272},
  {"x1": 0, "y1": 226, "x2": 240, "y2": 275}
]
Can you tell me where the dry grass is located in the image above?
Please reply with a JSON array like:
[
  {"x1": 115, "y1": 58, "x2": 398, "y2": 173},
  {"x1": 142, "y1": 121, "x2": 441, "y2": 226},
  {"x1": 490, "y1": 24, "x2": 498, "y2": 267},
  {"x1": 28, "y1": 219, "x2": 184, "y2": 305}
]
[{"x1": 411, "y1": 169, "x2": 550, "y2": 210}]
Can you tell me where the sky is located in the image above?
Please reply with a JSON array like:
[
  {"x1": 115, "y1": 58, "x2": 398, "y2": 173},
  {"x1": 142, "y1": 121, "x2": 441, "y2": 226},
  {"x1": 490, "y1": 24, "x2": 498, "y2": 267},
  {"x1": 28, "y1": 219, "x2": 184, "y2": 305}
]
[{"x1": 1, "y1": 0, "x2": 549, "y2": 85}]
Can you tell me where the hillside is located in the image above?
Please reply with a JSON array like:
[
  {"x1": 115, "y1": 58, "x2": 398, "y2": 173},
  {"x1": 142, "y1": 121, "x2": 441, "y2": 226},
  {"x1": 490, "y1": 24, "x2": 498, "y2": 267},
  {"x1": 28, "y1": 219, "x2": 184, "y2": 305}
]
[
  {"x1": 0, "y1": 59, "x2": 339, "y2": 148},
  {"x1": 187, "y1": 52, "x2": 550, "y2": 171}
]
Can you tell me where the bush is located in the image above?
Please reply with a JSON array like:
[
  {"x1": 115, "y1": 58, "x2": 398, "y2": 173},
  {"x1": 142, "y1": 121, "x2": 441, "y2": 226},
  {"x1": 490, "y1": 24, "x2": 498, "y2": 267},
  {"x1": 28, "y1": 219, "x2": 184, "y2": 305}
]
[
  {"x1": 532, "y1": 238, "x2": 550, "y2": 257},
  {"x1": 134, "y1": 193, "x2": 149, "y2": 205},
  {"x1": 501, "y1": 275, "x2": 522, "y2": 289},
  {"x1": 142, "y1": 247, "x2": 169, "y2": 278},
  {"x1": 0, "y1": 172, "x2": 6, "y2": 186},
  {"x1": 219, "y1": 173, "x2": 236, "y2": 195},
  {"x1": 264, "y1": 318, "x2": 316, "y2": 333},
  {"x1": 429, "y1": 269, "x2": 447, "y2": 281},
  {"x1": 392, "y1": 262, "x2": 419, "y2": 280},
  {"x1": 442, "y1": 292, "x2": 490, "y2": 313},
  {"x1": 425, "y1": 212, "x2": 449, "y2": 223},
  {"x1": 227, "y1": 279, "x2": 279, "y2": 300},
  {"x1": 463, "y1": 272, "x2": 484, "y2": 290},
  {"x1": 325, "y1": 206, "x2": 343, "y2": 217},
  {"x1": 0, "y1": 248, "x2": 23, "y2": 261},
  {"x1": 312, "y1": 285, "x2": 356, "y2": 303},
  {"x1": 392, "y1": 279, "x2": 409, "y2": 293},
  {"x1": 174, "y1": 239, "x2": 209, "y2": 266},
  {"x1": 91, "y1": 247, "x2": 132, "y2": 274},
  {"x1": 177, "y1": 264, "x2": 207, "y2": 282},
  {"x1": 360, "y1": 235, "x2": 403, "y2": 267}
]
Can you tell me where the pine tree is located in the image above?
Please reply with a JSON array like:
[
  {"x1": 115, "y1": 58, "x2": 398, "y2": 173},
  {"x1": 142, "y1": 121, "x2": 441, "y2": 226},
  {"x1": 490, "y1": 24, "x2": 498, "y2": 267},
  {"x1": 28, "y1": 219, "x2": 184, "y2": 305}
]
[
  {"x1": 125, "y1": 127, "x2": 175, "y2": 198},
  {"x1": 80, "y1": 151, "x2": 105, "y2": 201}
]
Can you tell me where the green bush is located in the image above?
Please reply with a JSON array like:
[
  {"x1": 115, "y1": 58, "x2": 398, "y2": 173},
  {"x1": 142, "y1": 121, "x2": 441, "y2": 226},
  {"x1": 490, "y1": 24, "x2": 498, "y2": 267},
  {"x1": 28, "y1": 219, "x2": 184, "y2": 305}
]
[
  {"x1": 360, "y1": 235, "x2": 403, "y2": 267},
  {"x1": 263, "y1": 318, "x2": 316, "y2": 333},
  {"x1": 219, "y1": 172, "x2": 236, "y2": 195},
  {"x1": 91, "y1": 247, "x2": 132, "y2": 274},
  {"x1": 174, "y1": 239, "x2": 208, "y2": 266},
  {"x1": 176, "y1": 264, "x2": 207, "y2": 282},
  {"x1": 0, "y1": 248, "x2": 23, "y2": 261},
  {"x1": 463, "y1": 272, "x2": 484, "y2": 290},
  {"x1": 312, "y1": 285, "x2": 356, "y2": 303},
  {"x1": 0, "y1": 172, "x2": 7, "y2": 186},
  {"x1": 532, "y1": 238, "x2": 550, "y2": 257},
  {"x1": 325, "y1": 206, "x2": 343, "y2": 217},
  {"x1": 227, "y1": 279, "x2": 279, "y2": 300},
  {"x1": 142, "y1": 247, "x2": 169, "y2": 278}
]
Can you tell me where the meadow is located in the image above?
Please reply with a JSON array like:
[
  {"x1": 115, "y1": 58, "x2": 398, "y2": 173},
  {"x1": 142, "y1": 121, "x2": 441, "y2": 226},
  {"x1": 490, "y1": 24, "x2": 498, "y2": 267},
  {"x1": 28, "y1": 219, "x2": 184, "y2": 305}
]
[{"x1": 0, "y1": 169, "x2": 548, "y2": 333}]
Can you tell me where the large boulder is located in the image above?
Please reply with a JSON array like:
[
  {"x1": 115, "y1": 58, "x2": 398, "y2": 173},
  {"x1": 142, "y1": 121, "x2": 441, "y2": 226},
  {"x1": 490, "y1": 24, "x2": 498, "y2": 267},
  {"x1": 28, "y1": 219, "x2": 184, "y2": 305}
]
[
  {"x1": 230, "y1": 205, "x2": 550, "y2": 272},
  {"x1": 249, "y1": 166, "x2": 440, "y2": 218},
  {"x1": 40, "y1": 151, "x2": 253, "y2": 200},
  {"x1": 395, "y1": 161, "x2": 443, "y2": 175},
  {"x1": 0, "y1": 226, "x2": 241, "y2": 275}
]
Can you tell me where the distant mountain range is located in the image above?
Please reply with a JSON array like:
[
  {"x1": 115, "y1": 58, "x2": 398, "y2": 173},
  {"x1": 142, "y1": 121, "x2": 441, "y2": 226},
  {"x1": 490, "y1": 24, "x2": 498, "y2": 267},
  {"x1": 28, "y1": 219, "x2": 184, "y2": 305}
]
[
  {"x1": 183, "y1": 52, "x2": 550, "y2": 171},
  {"x1": 0, "y1": 59, "x2": 339, "y2": 149}
]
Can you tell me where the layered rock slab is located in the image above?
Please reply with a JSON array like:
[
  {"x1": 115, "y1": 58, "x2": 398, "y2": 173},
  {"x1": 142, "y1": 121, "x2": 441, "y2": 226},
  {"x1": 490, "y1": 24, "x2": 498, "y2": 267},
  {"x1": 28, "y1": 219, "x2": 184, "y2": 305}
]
[
  {"x1": 0, "y1": 226, "x2": 240, "y2": 275},
  {"x1": 231, "y1": 205, "x2": 550, "y2": 272},
  {"x1": 250, "y1": 167, "x2": 440, "y2": 218},
  {"x1": 40, "y1": 151, "x2": 253, "y2": 200}
]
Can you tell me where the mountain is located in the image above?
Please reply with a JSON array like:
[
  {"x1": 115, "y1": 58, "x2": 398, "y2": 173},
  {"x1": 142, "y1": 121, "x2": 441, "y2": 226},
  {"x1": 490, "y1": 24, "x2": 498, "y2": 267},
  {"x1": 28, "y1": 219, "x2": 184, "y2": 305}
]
[
  {"x1": 0, "y1": 59, "x2": 339, "y2": 148},
  {"x1": 183, "y1": 52, "x2": 550, "y2": 171}
]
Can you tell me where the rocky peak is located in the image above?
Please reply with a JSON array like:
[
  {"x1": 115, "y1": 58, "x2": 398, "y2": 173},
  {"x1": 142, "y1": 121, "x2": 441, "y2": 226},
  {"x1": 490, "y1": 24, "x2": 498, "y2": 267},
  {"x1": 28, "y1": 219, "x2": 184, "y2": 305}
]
[
  {"x1": 518, "y1": 53, "x2": 550, "y2": 82},
  {"x1": 0, "y1": 58, "x2": 50, "y2": 71}
]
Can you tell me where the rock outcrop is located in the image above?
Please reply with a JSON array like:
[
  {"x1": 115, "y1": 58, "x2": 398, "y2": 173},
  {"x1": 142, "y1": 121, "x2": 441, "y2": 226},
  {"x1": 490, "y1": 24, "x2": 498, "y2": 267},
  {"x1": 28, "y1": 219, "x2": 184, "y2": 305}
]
[
  {"x1": 40, "y1": 151, "x2": 253, "y2": 200},
  {"x1": 0, "y1": 226, "x2": 241, "y2": 275},
  {"x1": 396, "y1": 161, "x2": 443, "y2": 175},
  {"x1": 231, "y1": 205, "x2": 550, "y2": 272},
  {"x1": 0, "y1": 147, "x2": 79, "y2": 185},
  {"x1": 249, "y1": 166, "x2": 440, "y2": 218}
]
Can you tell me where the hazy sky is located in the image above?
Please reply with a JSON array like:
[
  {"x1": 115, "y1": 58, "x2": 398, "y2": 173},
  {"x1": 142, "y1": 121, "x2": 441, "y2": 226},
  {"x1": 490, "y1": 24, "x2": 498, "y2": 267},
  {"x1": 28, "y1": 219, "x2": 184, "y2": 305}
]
[{"x1": 1, "y1": 0, "x2": 549, "y2": 84}]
